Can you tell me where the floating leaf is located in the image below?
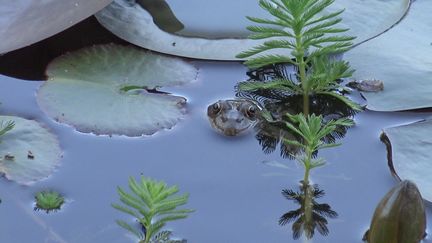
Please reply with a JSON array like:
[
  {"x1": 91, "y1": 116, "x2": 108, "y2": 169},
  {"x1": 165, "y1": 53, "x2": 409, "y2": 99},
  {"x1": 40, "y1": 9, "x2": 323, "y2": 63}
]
[
  {"x1": 345, "y1": 0, "x2": 432, "y2": 111},
  {"x1": 0, "y1": 116, "x2": 61, "y2": 185},
  {"x1": 0, "y1": 0, "x2": 112, "y2": 54},
  {"x1": 381, "y1": 119, "x2": 432, "y2": 202},
  {"x1": 95, "y1": 0, "x2": 409, "y2": 60},
  {"x1": 37, "y1": 44, "x2": 198, "y2": 136}
]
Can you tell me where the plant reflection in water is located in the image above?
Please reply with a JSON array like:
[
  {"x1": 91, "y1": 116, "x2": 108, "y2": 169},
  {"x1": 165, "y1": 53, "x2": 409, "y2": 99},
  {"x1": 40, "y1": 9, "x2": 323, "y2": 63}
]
[
  {"x1": 280, "y1": 181, "x2": 337, "y2": 240},
  {"x1": 236, "y1": 63, "x2": 359, "y2": 159}
]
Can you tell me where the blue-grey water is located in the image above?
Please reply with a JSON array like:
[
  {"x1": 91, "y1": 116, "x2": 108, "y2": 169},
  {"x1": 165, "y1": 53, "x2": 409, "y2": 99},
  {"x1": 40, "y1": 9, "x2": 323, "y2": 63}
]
[
  {"x1": 161, "y1": 0, "x2": 260, "y2": 38},
  {"x1": 0, "y1": 61, "x2": 431, "y2": 243}
]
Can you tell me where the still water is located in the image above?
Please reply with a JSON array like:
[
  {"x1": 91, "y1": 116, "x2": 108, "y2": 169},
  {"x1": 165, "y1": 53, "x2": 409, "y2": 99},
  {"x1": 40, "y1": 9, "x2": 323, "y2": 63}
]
[{"x1": 0, "y1": 59, "x2": 431, "y2": 242}]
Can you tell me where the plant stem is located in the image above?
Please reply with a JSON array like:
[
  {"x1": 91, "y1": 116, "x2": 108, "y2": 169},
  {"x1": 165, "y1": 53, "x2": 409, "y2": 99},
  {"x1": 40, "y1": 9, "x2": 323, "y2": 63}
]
[
  {"x1": 298, "y1": 59, "x2": 309, "y2": 116},
  {"x1": 295, "y1": 30, "x2": 309, "y2": 116},
  {"x1": 303, "y1": 147, "x2": 312, "y2": 184}
]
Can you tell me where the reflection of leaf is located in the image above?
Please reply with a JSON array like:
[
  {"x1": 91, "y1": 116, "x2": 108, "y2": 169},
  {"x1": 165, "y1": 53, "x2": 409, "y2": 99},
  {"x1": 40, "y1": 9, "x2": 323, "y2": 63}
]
[
  {"x1": 0, "y1": 116, "x2": 61, "y2": 185},
  {"x1": 381, "y1": 119, "x2": 432, "y2": 202},
  {"x1": 279, "y1": 182, "x2": 337, "y2": 240},
  {"x1": 37, "y1": 44, "x2": 198, "y2": 136},
  {"x1": 345, "y1": 0, "x2": 431, "y2": 111},
  {"x1": 95, "y1": 0, "x2": 409, "y2": 60},
  {"x1": 137, "y1": 0, "x2": 184, "y2": 33}
]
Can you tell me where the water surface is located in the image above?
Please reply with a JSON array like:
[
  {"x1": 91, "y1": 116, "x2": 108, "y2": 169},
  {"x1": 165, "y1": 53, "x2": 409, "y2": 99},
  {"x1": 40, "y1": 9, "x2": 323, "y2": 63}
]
[{"x1": 0, "y1": 61, "x2": 431, "y2": 243}]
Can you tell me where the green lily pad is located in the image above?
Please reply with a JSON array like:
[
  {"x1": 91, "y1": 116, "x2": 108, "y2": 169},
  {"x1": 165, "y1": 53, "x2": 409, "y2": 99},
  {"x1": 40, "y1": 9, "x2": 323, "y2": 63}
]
[
  {"x1": 37, "y1": 44, "x2": 198, "y2": 136},
  {"x1": 0, "y1": 116, "x2": 61, "y2": 185},
  {"x1": 345, "y1": 0, "x2": 432, "y2": 111},
  {"x1": 0, "y1": 0, "x2": 112, "y2": 54},
  {"x1": 95, "y1": 0, "x2": 409, "y2": 60},
  {"x1": 381, "y1": 119, "x2": 432, "y2": 202}
]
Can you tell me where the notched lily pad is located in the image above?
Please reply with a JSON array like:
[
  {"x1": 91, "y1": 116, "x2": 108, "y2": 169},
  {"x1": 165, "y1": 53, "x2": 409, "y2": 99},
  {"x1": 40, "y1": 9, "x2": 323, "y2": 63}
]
[
  {"x1": 345, "y1": 0, "x2": 431, "y2": 111},
  {"x1": 381, "y1": 119, "x2": 432, "y2": 202},
  {"x1": 37, "y1": 44, "x2": 198, "y2": 136},
  {"x1": 95, "y1": 0, "x2": 409, "y2": 60},
  {"x1": 0, "y1": 116, "x2": 61, "y2": 185}
]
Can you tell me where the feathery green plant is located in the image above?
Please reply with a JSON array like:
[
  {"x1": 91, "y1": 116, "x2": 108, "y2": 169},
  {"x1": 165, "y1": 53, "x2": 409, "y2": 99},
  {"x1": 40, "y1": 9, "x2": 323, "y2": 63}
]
[
  {"x1": 113, "y1": 176, "x2": 194, "y2": 243},
  {"x1": 34, "y1": 190, "x2": 65, "y2": 213},
  {"x1": 236, "y1": 0, "x2": 358, "y2": 115},
  {"x1": 283, "y1": 113, "x2": 353, "y2": 183},
  {"x1": 0, "y1": 120, "x2": 14, "y2": 139}
]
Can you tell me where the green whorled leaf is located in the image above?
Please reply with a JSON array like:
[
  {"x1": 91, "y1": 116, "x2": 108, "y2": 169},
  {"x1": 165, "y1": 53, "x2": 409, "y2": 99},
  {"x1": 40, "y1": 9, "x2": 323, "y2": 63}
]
[
  {"x1": 95, "y1": 0, "x2": 408, "y2": 60},
  {"x1": 345, "y1": 0, "x2": 431, "y2": 111},
  {"x1": 0, "y1": 116, "x2": 61, "y2": 185},
  {"x1": 364, "y1": 181, "x2": 426, "y2": 243},
  {"x1": 381, "y1": 119, "x2": 432, "y2": 202},
  {"x1": 0, "y1": 0, "x2": 112, "y2": 54},
  {"x1": 37, "y1": 44, "x2": 198, "y2": 136}
]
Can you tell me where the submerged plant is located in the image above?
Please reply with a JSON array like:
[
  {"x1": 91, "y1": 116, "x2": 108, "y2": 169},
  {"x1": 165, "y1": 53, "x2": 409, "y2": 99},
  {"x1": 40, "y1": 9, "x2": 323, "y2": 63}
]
[
  {"x1": 283, "y1": 113, "x2": 353, "y2": 183},
  {"x1": 280, "y1": 182, "x2": 337, "y2": 239},
  {"x1": 34, "y1": 190, "x2": 65, "y2": 213},
  {"x1": 237, "y1": 0, "x2": 359, "y2": 115},
  {"x1": 113, "y1": 176, "x2": 194, "y2": 243}
]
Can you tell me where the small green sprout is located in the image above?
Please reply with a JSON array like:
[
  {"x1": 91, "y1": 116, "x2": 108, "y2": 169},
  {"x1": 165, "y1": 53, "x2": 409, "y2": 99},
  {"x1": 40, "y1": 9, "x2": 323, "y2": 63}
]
[
  {"x1": 34, "y1": 190, "x2": 65, "y2": 213},
  {"x1": 113, "y1": 176, "x2": 194, "y2": 243}
]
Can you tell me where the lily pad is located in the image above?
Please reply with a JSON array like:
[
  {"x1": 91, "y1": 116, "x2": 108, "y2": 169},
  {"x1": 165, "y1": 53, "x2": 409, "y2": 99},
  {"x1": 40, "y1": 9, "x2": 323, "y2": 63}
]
[
  {"x1": 381, "y1": 119, "x2": 432, "y2": 202},
  {"x1": 0, "y1": 0, "x2": 113, "y2": 54},
  {"x1": 37, "y1": 44, "x2": 198, "y2": 136},
  {"x1": 95, "y1": 0, "x2": 409, "y2": 60},
  {"x1": 345, "y1": 0, "x2": 432, "y2": 111},
  {"x1": 0, "y1": 116, "x2": 61, "y2": 185}
]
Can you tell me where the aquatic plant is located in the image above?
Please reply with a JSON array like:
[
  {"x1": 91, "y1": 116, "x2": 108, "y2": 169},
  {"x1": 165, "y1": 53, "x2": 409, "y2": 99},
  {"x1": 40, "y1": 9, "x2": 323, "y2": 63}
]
[
  {"x1": 0, "y1": 120, "x2": 14, "y2": 140},
  {"x1": 283, "y1": 113, "x2": 353, "y2": 183},
  {"x1": 236, "y1": 0, "x2": 360, "y2": 115},
  {"x1": 113, "y1": 176, "x2": 193, "y2": 243},
  {"x1": 363, "y1": 180, "x2": 426, "y2": 243},
  {"x1": 280, "y1": 181, "x2": 337, "y2": 239},
  {"x1": 34, "y1": 190, "x2": 65, "y2": 213}
]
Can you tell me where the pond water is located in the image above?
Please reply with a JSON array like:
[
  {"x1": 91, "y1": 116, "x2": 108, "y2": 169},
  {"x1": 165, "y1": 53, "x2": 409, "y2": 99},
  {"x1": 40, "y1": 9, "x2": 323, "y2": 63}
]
[
  {"x1": 0, "y1": 60, "x2": 431, "y2": 242},
  {"x1": 0, "y1": 13, "x2": 431, "y2": 243},
  {"x1": 157, "y1": 0, "x2": 261, "y2": 38}
]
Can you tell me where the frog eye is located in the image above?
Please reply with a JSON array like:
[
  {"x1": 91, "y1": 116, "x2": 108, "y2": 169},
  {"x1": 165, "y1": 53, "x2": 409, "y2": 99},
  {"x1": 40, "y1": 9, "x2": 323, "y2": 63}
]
[
  {"x1": 212, "y1": 102, "x2": 221, "y2": 112},
  {"x1": 246, "y1": 105, "x2": 257, "y2": 118}
]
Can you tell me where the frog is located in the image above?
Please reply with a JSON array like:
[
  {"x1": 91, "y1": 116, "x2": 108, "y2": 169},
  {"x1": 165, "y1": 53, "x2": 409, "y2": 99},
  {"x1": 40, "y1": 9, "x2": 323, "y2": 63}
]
[
  {"x1": 207, "y1": 99, "x2": 261, "y2": 136},
  {"x1": 347, "y1": 79, "x2": 384, "y2": 92}
]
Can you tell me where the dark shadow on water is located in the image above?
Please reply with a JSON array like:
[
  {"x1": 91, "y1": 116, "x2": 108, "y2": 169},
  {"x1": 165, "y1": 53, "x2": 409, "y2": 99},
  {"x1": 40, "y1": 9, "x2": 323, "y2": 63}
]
[
  {"x1": 0, "y1": 17, "x2": 128, "y2": 81},
  {"x1": 280, "y1": 181, "x2": 337, "y2": 240},
  {"x1": 236, "y1": 64, "x2": 359, "y2": 159}
]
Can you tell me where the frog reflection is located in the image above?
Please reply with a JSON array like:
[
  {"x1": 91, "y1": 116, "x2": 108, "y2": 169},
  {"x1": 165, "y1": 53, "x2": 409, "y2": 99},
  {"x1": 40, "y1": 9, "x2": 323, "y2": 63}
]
[
  {"x1": 280, "y1": 181, "x2": 337, "y2": 240},
  {"x1": 237, "y1": 64, "x2": 358, "y2": 158}
]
